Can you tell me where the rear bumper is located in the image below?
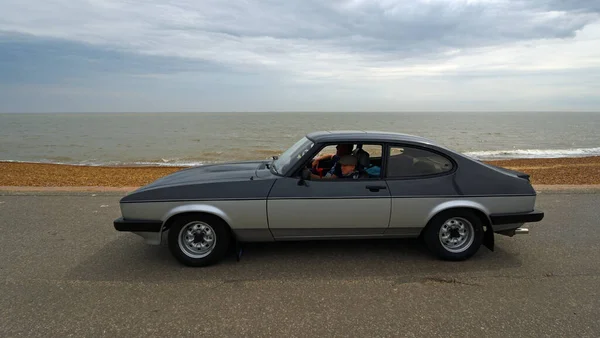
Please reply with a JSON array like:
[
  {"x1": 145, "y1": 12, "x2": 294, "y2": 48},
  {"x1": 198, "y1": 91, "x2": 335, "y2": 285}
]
[
  {"x1": 489, "y1": 210, "x2": 544, "y2": 225},
  {"x1": 114, "y1": 217, "x2": 162, "y2": 232}
]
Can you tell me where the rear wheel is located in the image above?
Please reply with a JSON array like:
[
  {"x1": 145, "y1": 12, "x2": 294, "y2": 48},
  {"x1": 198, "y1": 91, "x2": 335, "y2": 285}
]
[
  {"x1": 167, "y1": 214, "x2": 231, "y2": 267},
  {"x1": 424, "y1": 210, "x2": 484, "y2": 261}
]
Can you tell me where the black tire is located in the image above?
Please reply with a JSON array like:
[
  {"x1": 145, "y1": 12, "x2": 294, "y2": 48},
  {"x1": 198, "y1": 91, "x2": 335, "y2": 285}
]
[
  {"x1": 423, "y1": 210, "x2": 484, "y2": 261},
  {"x1": 167, "y1": 214, "x2": 231, "y2": 267}
]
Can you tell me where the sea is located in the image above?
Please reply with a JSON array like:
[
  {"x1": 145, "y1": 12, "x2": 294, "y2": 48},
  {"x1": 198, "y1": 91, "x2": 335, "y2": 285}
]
[{"x1": 1, "y1": 112, "x2": 599, "y2": 166}]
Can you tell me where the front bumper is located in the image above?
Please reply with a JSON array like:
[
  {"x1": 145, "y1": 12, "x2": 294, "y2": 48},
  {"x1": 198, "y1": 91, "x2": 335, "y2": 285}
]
[
  {"x1": 489, "y1": 210, "x2": 544, "y2": 225},
  {"x1": 113, "y1": 217, "x2": 162, "y2": 232}
]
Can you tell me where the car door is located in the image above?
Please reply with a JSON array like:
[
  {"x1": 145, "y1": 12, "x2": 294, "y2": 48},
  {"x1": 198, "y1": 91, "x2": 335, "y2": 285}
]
[{"x1": 266, "y1": 176, "x2": 392, "y2": 239}]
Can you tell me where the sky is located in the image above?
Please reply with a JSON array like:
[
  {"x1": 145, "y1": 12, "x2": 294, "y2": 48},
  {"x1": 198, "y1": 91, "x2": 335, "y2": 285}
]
[{"x1": 1, "y1": 0, "x2": 599, "y2": 113}]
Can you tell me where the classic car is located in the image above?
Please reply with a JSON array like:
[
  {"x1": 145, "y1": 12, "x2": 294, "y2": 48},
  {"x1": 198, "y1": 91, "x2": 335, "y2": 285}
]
[{"x1": 114, "y1": 130, "x2": 544, "y2": 266}]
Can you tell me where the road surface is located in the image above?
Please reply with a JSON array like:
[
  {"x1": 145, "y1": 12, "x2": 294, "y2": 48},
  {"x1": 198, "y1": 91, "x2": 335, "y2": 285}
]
[{"x1": 0, "y1": 189, "x2": 598, "y2": 337}]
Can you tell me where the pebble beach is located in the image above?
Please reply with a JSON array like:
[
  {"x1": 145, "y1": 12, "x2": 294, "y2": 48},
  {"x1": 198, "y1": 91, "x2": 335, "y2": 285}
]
[{"x1": 1, "y1": 156, "x2": 599, "y2": 188}]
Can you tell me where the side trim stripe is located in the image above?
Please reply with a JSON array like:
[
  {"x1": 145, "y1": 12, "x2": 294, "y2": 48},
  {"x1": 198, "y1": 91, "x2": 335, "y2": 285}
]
[
  {"x1": 122, "y1": 197, "x2": 266, "y2": 203},
  {"x1": 269, "y1": 194, "x2": 535, "y2": 200},
  {"x1": 121, "y1": 193, "x2": 536, "y2": 203}
]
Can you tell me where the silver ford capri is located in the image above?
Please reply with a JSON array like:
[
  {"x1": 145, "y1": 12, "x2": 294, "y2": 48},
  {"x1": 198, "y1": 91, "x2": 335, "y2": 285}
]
[{"x1": 114, "y1": 130, "x2": 544, "y2": 266}]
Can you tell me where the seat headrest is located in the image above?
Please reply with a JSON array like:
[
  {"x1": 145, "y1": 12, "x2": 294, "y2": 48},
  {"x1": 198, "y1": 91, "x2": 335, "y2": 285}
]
[{"x1": 352, "y1": 148, "x2": 370, "y2": 168}]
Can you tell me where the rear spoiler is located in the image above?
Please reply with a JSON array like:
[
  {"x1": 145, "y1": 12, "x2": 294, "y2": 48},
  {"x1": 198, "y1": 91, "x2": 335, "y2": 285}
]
[{"x1": 486, "y1": 164, "x2": 531, "y2": 181}]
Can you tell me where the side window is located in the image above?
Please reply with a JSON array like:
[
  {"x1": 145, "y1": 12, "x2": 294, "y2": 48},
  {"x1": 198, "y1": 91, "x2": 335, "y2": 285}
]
[
  {"x1": 313, "y1": 145, "x2": 339, "y2": 161},
  {"x1": 359, "y1": 144, "x2": 383, "y2": 158},
  {"x1": 304, "y1": 143, "x2": 384, "y2": 179},
  {"x1": 387, "y1": 146, "x2": 453, "y2": 178}
]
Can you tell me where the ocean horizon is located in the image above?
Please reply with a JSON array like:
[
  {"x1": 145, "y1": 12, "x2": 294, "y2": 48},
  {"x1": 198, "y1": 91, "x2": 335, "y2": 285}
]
[{"x1": 1, "y1": 111, "x2": 599, "y2": 166}]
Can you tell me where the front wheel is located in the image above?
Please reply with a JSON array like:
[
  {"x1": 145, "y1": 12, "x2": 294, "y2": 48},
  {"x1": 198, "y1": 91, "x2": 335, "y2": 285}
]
[
  {"x1": 167, "y1": 214, "x2": 231, "y2": 267},
  {"x1": 423, "y1": 210, "x2": 484, "y2": 261}
]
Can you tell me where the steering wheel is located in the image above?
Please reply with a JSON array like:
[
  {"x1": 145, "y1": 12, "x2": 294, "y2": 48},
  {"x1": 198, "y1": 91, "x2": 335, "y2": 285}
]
[
  {"x1": 308, "y1": 159, "x2": 326, "y2": 178},
  {"x1": 314, "y1": 162, "x2": 326, "y2": 178}
]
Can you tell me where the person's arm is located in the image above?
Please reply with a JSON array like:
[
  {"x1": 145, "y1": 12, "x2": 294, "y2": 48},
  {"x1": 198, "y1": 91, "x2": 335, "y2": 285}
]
[
  {"x1": 312, "y1": 154, "x2": 334, "y2": 168},
  {"x1": 318, "y1": 154, "x2": 334, "y2": 161}
]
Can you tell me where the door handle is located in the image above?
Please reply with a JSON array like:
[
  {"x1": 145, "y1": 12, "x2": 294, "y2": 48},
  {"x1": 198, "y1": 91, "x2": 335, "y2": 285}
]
[{"x1": 365, "y1": 185, "x2": 387, "y2": 192}]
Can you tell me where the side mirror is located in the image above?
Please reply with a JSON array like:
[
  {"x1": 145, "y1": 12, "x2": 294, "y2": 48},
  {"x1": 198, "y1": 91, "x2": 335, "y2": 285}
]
[
  {"x1": 301, "y1": 168, "x2": 312, "y2": 180},
  {"x1": 298, "y1": 168, "x2": 311, "y2": 186}
]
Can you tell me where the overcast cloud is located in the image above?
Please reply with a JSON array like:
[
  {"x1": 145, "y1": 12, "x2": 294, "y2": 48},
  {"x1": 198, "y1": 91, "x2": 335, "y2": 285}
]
[{"x1": 1, "y1": 0, "x2": 599, "y2": 112}]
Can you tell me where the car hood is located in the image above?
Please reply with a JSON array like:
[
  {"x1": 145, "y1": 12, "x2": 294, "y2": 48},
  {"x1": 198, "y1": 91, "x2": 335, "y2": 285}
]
[{"x1": 134, "y1": 160, "x2": 272, "y2": 192}]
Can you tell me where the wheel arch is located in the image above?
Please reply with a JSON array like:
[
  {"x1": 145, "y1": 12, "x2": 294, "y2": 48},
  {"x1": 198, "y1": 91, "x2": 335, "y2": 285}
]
[{"x1": 160, "y1": 204, "x2": 233, "y2": 234}]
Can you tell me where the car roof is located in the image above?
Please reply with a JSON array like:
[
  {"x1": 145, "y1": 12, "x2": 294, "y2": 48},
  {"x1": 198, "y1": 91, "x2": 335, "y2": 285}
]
[{"x1": 305, "y1": 130, "x2": 437, "y2": 145}]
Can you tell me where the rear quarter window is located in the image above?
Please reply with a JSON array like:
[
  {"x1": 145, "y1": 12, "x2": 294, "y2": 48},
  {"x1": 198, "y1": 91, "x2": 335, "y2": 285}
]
[{"x1": 387, "y1": 146, "x2": 454, "y2": 178}]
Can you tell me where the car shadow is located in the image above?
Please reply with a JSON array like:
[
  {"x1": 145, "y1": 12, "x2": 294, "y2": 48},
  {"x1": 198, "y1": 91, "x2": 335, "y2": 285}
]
[{"x1": 67, "y1": 235, "x2": 524, "y2": 283}]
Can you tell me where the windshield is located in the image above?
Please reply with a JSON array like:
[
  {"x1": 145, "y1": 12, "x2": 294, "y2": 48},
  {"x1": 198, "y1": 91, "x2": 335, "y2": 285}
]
[{"x1": 272, "y1": 137, "x2": 314, "y2": 175}]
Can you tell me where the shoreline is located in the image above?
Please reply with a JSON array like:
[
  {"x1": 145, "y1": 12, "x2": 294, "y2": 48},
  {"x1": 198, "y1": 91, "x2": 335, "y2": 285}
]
[{"x1": 1, "y1": 156, "x2": 600, "y2": 187}]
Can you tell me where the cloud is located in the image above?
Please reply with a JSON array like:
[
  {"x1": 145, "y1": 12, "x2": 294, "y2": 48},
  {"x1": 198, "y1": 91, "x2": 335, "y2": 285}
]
[
  {"x1": 2, "y1": 1, "x2": 598, "y2": 68},
  {"x1": 0, "y1": 0, "x2": 599, "y2": 112},
  {"x1": 0, "y1": 34, "x2": 234, "y2": 86}
]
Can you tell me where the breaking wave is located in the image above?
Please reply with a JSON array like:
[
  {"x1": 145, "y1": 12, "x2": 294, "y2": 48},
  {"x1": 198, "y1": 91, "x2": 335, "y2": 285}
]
[
  {"x1": 0, "y1": 159, "x2": 208, "y2": 167},
  {"x1": 464, "y1": 147, "x2": 600, "y2": 160}
]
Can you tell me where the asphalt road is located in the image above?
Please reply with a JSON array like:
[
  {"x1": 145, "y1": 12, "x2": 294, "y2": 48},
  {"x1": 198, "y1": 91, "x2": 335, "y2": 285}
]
[{"x1": 0, "y1": 189, "x2": 599, "y2": 337}]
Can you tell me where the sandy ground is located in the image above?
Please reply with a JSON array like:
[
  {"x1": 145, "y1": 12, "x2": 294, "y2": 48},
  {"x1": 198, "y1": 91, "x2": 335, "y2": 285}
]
[
  {"x1": 1, "y1": 156, "x2": 600, "y2": 187},
  {"x1": 0, "y1": 191, "x2": 598, "y2": 337}
]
